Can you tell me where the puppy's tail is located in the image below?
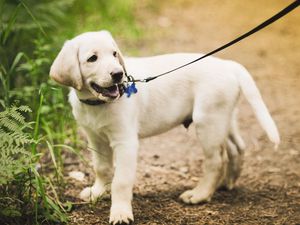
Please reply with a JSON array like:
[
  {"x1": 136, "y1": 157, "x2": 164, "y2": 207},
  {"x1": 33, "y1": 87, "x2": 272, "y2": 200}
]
[{"x1": 235, "y1": 63, "x2": 280, "y2": 148}]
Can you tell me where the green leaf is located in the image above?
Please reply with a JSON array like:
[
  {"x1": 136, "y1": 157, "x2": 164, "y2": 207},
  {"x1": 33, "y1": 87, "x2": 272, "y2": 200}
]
[
  {"x1": 8, "y1": 52, "x2": 25, "y2": 74},
  {"x1": 1, "y1": 4, "x2": 21, "y2": 45},
  {"x1": 46, "y1": 141, "x2": 58, "y2": 170},
  {"x1": 19, "y1": 0, "x2": 47, "y2": 37}
]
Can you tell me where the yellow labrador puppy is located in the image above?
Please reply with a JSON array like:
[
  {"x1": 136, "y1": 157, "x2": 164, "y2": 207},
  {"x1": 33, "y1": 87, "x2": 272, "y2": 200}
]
[{"x1": 50, "y1": 30, "x2": 280, "y2": 224}]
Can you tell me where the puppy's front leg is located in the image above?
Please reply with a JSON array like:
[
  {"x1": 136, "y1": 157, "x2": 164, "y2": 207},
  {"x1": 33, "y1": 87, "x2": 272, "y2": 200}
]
[
  {"x1": 109, "y1": 138, "x2": 138, "y2": 225},
  {"x1": 80, "y1": 131, "x2": 113, "y2": 202}
]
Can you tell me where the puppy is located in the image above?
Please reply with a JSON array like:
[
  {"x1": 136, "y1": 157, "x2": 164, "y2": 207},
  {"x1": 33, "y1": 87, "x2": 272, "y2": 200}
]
[{"x1": 50, "y1": 30, "x2": 280, "y2": 224}]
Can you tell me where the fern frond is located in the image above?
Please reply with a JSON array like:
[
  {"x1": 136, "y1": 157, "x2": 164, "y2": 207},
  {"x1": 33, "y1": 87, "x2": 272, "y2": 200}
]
[
  {"x1": 0, "y1": 116, "x2": 21, "y2": 132},
  {"x1": 11, "y1": 131, "x2": 33, "y2": 146},
  {"x1": 0, "y1": 105, "x2": 33, "y2": 186},
  {"x1": 0, "y1": 110, "x2": 9, "y2": 119},
  {"x1": 16, "y1": 105, "x2": 31, "y2": 113},
  {"x1": 7, "y1": 108, "x2": 26, "y2": 125}
]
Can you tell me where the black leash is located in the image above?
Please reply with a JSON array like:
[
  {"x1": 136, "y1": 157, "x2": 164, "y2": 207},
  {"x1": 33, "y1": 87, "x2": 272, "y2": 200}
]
[
  {"x1": 128, "y1": 0, "x2": 300, "y2": 83},
  {"x1": 82, "y1": 1, "x2": 299, "y2": 104}
]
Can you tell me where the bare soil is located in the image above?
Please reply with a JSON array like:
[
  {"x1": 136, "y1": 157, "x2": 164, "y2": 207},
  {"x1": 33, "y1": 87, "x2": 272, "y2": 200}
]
[{"x1": 65, "y1": 0, "x2": 300, "y2": 224}]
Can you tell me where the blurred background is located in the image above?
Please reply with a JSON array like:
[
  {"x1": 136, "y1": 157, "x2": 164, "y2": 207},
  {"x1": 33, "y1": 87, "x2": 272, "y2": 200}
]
[{"x1": 0, "y1": 0, "x2": 299, "y2": 224}]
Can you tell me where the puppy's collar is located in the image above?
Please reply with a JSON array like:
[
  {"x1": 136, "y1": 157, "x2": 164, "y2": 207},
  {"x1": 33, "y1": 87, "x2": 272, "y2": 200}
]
[{"x1": 79, "y1": 98, "x2": 107, "y2": 105}]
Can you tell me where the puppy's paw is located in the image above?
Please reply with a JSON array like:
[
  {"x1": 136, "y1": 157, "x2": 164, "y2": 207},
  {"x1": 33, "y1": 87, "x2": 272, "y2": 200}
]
[
  {"x1": 79, "y1": 185, "x2": 106, "y2": 202},
  {"x1": 109, "y1": 204, "x2": 133, "y2": 225},
  {"x1": 220, "y1": 160, "x2": 242, "y2": 190},
  {"x1": 179, "y1": 188, "x2": 212, "y2": 204},
  {"x1": 222, "y1": 176, "x2": 235, "y2": 190}
]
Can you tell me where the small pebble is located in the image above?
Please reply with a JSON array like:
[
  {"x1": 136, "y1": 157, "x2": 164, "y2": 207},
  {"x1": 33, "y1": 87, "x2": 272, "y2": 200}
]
[
  {"x1": 144, "y1": 172, "x2": 151, "y2": 178},
  {"x1": 153, "y1": 154, "x2": 160, "y2": 159},
  {"x1": 179, "y1": 166, "x2": 189, "y2": 174},
  {"x1": 68, "y1": 171, "x2": 85, "y2": 182}
]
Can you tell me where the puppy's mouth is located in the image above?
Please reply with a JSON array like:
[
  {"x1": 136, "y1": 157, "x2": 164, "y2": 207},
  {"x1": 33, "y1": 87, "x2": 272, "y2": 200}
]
[{"x1": 90, "y1": 82, "x2": 121, "y2": 98}]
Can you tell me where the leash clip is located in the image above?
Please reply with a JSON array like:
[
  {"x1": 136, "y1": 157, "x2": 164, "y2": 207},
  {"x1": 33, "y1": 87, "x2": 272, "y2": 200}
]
[{"x1": 124, "y1": 75, "x2": 138, "y2": 97}]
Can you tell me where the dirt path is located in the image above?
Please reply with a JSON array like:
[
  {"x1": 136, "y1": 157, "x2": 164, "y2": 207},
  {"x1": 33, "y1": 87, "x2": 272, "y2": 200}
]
[{"x1": 66, "y1": 1, "x2": 300, "y2": 224}]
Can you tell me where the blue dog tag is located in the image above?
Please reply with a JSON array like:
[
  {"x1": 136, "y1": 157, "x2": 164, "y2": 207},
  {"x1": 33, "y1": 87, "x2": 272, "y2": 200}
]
[{"x1": 124, "y1": 82, "x2": 138, "y2": 97}]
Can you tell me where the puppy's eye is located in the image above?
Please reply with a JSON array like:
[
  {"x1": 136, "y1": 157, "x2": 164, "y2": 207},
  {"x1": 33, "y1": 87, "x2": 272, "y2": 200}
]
[
  {"x1": 113, "y1": 51, "x2": 117, "y2": 57},
  {"x1": 87, "y1": 55, "x2": 98, "y2": 62}
]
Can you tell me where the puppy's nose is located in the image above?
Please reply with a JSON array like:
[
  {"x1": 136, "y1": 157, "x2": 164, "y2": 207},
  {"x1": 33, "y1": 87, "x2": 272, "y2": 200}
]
[{"x1": 110, "y1": 70, "x2": 123, "y2": 83}]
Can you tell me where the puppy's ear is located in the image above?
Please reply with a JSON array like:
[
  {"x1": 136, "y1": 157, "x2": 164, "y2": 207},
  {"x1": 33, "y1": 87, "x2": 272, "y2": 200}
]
[{"x1": 50, "y1": 40, "x2": 83, "y2": 90}]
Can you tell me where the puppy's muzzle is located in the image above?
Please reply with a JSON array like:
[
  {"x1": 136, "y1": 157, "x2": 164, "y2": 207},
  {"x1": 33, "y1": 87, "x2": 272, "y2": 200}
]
[{"x1": 110, "y1": 70, "x2": 123, "y2": 83}]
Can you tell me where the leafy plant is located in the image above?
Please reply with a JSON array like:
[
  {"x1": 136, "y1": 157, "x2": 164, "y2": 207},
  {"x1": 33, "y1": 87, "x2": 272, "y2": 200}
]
[
  {"x1": 0, "y1": 105, "x2": 33, "y2": 185},
  {"x1": 0, "y1": 0, "x2": 77, "y2": 144},
  {"x1": 0, "y1": 1, "x2": 75, "y2": 223},
  {"x1": 0, "y1": 0, "x2": 146, "y2": 223},
  {"x1": 0, "y1": 105, "x2": 69, "y2": 224}
]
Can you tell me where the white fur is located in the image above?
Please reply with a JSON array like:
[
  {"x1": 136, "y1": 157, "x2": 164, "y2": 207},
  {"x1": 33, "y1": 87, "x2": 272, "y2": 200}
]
[{"x1": 50, "y1": 31, "x2": 280, "y2": 224}]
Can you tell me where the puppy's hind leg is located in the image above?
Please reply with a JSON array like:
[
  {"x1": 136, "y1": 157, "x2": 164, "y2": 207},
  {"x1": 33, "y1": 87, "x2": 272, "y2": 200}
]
[
  {"x1": 180, "y1": 105, "x2": 232, "y2": 204},
  {"x1": 222, "y1": 109, "x2": 246, "y2": 190}
]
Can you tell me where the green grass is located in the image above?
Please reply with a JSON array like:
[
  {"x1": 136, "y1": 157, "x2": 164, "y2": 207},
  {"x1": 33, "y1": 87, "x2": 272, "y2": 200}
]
[
  {"x1": 0, "y1": 0, "x2": 145, "y2": 223},
  {"x1": 64, "y1": 0, "x2": 141, "y2": 39}
]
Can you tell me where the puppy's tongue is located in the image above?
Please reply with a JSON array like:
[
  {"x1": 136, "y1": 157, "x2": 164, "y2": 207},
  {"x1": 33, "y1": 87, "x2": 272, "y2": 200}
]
[{"x1": 102, "y1": 85, "x2": 119, "y2": 98}]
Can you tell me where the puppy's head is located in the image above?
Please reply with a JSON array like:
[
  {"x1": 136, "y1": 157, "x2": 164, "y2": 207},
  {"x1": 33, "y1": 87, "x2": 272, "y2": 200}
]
[{"x1": 50, "y1": 30, "x2": 127, "y2": 102}]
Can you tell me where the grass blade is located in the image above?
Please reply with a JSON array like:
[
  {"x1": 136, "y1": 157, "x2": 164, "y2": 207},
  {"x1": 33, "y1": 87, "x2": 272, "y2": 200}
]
[
  {"x1": 1, "y1": 4, "x2": 20, "y2": 45},
  {"x1": 8, "y1": 52, "x2": 25, "y2": 74},
  {"x1": 32, "y1": 90, "x2": 44, "y2": 155},
  {"x1": 19, "y1": 0, "x2": 47, "y2": 37},
  {"x1": 46, "y1": 141, "x2": 58, "y2": 171}
]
